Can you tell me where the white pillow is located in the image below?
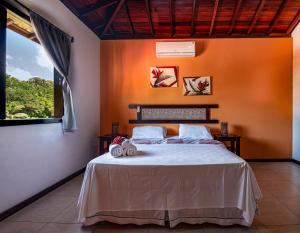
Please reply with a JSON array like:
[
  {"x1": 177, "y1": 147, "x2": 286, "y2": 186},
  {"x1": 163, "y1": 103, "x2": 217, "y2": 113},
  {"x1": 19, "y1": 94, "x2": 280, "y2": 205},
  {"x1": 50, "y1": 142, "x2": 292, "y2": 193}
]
[
  {"x1": 132, "y1": 126, "x2": 166, "y2": 139},
  {"x1": 179, "y1": 124, "x2": 213, "y2": 140}
]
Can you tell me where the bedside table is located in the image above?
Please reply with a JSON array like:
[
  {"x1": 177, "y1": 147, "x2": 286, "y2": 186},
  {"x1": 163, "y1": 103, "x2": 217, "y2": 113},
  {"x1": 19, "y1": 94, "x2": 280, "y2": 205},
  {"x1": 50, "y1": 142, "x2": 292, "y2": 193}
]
[
  {"x1": 213, "y1": 134, "x2": 240, "y2": 156},
  {"x1": 98, "y1": 134, "x2": 128, "y2": 154}
]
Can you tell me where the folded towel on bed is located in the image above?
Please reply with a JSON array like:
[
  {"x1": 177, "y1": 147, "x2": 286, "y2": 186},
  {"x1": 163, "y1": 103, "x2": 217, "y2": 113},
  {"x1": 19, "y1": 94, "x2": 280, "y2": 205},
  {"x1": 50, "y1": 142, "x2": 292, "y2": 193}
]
[
  {"x1": 109, "y1": 144, "x2": 123, "y2": 158},
  {"x1": 121, "y1": 139, "x2": 130, "y2": 147},
  {"x1": 122, "y1": 143, "x2": 137, "y2": 156},
  {"x1": 110, "y1": 137, "x2": 137, "y2": 157}
]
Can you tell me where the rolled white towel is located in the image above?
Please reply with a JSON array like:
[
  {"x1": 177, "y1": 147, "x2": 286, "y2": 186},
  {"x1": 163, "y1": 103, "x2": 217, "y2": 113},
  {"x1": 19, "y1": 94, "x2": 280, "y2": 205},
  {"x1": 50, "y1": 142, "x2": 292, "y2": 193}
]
[
  {"x1": 109, "y1": 144, "x2": 123, "y2": 158},
  {"x1": 121, "y1": 139, "x2": 130, "y2": 147},
  {"x1": 122, "y1": 143, "x2": 137, "y2": 156}
]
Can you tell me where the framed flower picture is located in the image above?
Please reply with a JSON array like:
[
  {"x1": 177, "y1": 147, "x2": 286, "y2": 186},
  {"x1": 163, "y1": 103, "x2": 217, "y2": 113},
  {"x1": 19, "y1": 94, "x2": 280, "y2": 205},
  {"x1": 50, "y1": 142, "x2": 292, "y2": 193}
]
[
  {"x1": 183, "y1": 76, "x2": 211, "y2": 96},
  {"x1": 150, "y1": 66, "x2": 178, "y2": 88}
]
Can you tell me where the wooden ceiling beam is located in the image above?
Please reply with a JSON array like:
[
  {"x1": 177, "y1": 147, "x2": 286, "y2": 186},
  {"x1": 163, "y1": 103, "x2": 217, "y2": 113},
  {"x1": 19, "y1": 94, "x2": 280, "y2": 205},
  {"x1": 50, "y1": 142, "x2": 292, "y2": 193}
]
[
  {"x1": 286, "y1": 9, "x2": 300, "y2": 35},
  {"x1": 109, "y1": 27, "x2": 114, "y2": 35},
  {"x1": 145, "y1": 0, "x2": 155, "y2": 36},
  {"x1": 228, "y1": 0, "x2": 243, "y2": 35},
  {"x1": 101, "y1": 32, "x2": 289, "y2": 40},
  {"x1": 61, "y1": 0, "x2": 296, "y2": 39},
  {"x1": 191, "y1": 0, "x2": 199, "y2": 36},
  {"x1": 169, "y1": 0, "x2": 175, "y2": 37},
  {"x1": 268, "y1": 0, "x2": 288, "y2": 34},
  {"x1": 247, "y1": 0, "x2": 266, "y2": 34},
  {"x1": 61, "y1": 0, "x2": 101, "y2": 37},
  {"x1": 80, "y1": 0, "x2": 118, "y2": 17},
  {"x1": 93, "y1": 6, "x2": 116, "y2": 34},
  {"x1": 93, "y1": 23, "x2": 106, "y2": 31},
  {"x1": 124, "y1": 0, "x2": 135, "y2": 35},
  {"x1": 209, "y1": 0, "x2": 220, "y2": 36},
  {"x1": 101, "y1": 0, "x2": 126, "y2": 37}
]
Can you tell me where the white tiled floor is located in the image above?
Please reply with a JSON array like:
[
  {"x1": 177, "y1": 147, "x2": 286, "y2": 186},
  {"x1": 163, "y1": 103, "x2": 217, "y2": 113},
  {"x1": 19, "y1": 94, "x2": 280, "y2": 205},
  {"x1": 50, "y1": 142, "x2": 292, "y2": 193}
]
[{"x1": 1, "y1": 162, "x2": 300, "y2": 233}]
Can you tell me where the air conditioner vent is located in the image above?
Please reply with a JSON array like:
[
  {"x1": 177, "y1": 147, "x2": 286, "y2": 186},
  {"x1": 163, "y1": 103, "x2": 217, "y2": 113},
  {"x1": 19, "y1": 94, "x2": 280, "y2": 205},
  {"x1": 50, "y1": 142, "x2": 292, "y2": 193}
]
[{"x1": 156, "y1": 41, "x2": 195, "y2": 58}]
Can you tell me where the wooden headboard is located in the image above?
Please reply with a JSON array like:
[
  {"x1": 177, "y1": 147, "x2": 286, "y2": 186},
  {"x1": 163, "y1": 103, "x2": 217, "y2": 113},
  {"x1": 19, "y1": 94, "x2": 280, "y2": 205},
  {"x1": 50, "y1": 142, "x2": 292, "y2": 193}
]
[{"x1": 128, "y1": 104, "x2": 219, "y2": 124}]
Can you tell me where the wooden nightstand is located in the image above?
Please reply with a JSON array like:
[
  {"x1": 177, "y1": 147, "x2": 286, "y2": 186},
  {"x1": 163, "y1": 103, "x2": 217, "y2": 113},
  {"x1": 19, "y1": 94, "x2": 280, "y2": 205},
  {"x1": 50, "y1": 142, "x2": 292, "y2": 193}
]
[
  {"x1": 98, "y1": 134, "x2": 128, "y2": 154},
  {"x1": 213, "y1": 134, "x2": 241, "y2": 156}
]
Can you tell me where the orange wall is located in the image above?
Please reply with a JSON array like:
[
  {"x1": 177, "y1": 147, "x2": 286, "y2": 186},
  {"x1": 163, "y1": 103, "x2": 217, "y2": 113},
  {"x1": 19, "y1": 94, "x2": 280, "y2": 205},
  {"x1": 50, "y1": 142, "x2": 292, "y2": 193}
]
[{"x1": 100, "y1": 38, "x2": 292, "y2": 159}]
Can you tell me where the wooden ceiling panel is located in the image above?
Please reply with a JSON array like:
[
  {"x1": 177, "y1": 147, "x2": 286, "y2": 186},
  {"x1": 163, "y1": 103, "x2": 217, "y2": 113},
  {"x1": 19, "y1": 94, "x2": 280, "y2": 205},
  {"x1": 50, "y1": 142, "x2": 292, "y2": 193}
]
[
  {"x1": 196, "y1": 0, "x2": 215, "y2": 23},
  {"x1": 127, "y1": 0, "x2": 147, "y2": 22},
  {"x1": 217, "y1": 0, "x2": 236, "y2": 22},
  {"x1": 272, "y1": 1, "x2": 300, "y2": 33},
  {"x1": 214, "y1": 0, "x2": 236, "y2": 33},
  {"x1": 61, "y1": 0, "x2": 300, "y2": 39},
  {"x1": 85, "y1": 7, "x2": 113, "y2": 27},
  {"x1": 237, "y1": 0, "x2": 261, "y2": 22},
  {"x1": 112, "y1": 22, "x2": 131, "y2": 33},
  {"x1": 66, "y1": 0, "x2": 99, "y2": 10},
  {"x1": 258, "y1": 0, "x2": 280, "y2": 21},
  {"x1": 151, "y1": 0, "x2": 170, "y2": 22},
  {"x1": 174, "y1": 0, "x2": 193, "y2": 22}
]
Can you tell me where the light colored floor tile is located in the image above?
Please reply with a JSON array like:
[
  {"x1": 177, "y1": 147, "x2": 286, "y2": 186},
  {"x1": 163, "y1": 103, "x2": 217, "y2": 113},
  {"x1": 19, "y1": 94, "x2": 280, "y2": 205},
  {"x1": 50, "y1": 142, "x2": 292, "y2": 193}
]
[
  {"x1": 240, "y1": 163, "x2": 300, "y2": 227},
  {"x1": 0, "y1": 221, "x2": 45, "y2": 233},
  {"x1": 203, "y1": 224, "x2": 258, "y2": 233},
  {"x1": 93, "y1": 223, "x2": 148, "y2": 233},
  {"x1": 148, "y1": 224, "x2": 204, "y2": 233},
  {"x1": 53, "y1": 200, "x2": 79, "y2": 224},
  {"x1": 49, "y1": 182, "x2": 82, "y2": 197},
  {"x1": 37, "y1": 223, "x2": 93, "y2": 233},
  {"x1": 261, "y1": 181, "x2": 300, "y2": 198},
  {"x1": 148, "y1": 226, "x2": 173, "y2": 233},
  {"x1": 256, "y1": 190, "x2": 273, "y2": 199},
  {"x1": 7, "y1": 195, "x2": 76, "y2": 223},
  {"x1": 253, "y1": 212, "x2": 300, "y2": 226},
  {"x1": 276, "y1": 197, "x2": 300, "y2": 217},
  {"x1": 48, "y1": 174, "x2": 83, "y2": 197},
  {"x1": 257, "y1": 225, "x2": 300, "y2": 233},
  {"x1": 172, "y1": 223, "x2": 204, "y2": 232},
  {"x1": 258, "y1": 197, "x2": 293, "y2": 215}
]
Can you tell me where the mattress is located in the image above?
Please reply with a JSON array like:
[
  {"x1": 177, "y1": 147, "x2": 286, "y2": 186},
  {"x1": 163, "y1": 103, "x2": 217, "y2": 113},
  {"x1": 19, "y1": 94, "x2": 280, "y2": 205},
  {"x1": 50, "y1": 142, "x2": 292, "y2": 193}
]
[{"x1": 78, "y1": 143, "x2": 262, "y2": 227}]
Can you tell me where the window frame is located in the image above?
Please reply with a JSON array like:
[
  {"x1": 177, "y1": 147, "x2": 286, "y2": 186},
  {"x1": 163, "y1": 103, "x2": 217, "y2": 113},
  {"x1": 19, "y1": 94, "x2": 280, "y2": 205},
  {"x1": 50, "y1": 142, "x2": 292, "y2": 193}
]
[{"x1": 0, "y1": 2, "x2": 63, "y2": 127}]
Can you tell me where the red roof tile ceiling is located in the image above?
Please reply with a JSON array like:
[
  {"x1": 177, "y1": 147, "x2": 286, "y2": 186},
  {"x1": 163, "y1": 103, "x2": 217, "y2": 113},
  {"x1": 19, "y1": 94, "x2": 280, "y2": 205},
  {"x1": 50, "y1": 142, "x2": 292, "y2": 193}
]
[{"x1": 61, "y1": 0, "x2": 300, "y2": 39}]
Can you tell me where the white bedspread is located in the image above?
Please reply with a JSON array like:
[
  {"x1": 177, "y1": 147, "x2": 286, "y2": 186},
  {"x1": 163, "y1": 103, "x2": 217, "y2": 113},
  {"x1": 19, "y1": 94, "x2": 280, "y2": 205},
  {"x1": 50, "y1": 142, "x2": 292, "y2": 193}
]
[{"x1": 78, "y1": 144, "x2": 262, "y2": 226}]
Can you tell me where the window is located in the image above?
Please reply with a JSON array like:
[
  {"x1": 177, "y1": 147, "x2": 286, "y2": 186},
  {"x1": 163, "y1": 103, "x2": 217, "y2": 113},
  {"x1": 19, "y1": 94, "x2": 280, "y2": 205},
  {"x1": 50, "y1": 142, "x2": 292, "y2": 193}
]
[{"x1": 0, "y1": 4, "x2": 62, "y2": 125}]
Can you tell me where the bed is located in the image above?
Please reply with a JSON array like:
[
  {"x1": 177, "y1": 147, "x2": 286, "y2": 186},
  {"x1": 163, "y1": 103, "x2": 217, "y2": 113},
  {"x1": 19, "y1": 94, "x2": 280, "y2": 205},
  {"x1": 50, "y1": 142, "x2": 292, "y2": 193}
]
[
  {"x1": 78, "y1": 138, "x2": 262, "y2": 227},
  {"x1": 78, "y1": 105, "x2": 262, "y2": 227}
]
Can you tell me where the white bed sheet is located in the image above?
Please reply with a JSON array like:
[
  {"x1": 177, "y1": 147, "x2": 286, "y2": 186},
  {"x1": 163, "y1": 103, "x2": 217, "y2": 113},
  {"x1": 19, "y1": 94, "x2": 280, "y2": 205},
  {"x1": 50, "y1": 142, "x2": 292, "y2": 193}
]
[{"x1": 78, "y1": 144, "x2": 262, "y2": 226}]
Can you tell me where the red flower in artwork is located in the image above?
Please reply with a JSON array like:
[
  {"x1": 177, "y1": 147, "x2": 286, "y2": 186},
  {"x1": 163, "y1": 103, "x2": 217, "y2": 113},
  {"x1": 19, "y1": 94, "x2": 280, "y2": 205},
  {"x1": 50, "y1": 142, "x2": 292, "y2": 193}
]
[
  {"x1": 197, "y1": 79, "x2": 209, "y2": 92},
  {"x1": 185, "y1": 77, "x2": 210, "y2": 95},
  {"x1": 152, "y1": 68, "x2": 163, "y2": 79}
]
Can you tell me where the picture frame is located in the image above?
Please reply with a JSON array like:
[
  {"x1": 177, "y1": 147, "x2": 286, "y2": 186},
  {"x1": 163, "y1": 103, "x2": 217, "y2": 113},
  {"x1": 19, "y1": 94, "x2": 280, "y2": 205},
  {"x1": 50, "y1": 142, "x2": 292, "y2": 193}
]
[
  {"x1": 183, "y1": 76, "x2": 211, "y2": 96},
  {"x1": 150, "y1": 66, "x2": 178, "y2": 88}
]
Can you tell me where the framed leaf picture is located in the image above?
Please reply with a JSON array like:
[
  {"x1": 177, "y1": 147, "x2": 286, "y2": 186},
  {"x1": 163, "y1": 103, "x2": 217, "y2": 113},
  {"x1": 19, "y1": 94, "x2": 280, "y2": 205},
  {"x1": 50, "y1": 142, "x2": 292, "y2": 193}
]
[
  {"x1": 150, "y1": 66, "x2": 178, "y2": 88},
  {"x1": 183, "y1": 76, "x2": 211, "y2": 96}
]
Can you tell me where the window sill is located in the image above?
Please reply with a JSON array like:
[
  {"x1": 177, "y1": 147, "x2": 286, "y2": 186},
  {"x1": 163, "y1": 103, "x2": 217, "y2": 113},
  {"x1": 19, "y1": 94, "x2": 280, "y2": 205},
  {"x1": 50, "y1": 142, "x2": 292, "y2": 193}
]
[{"x1": 0, "y1": 118, "x2": 62, "y2": 127}]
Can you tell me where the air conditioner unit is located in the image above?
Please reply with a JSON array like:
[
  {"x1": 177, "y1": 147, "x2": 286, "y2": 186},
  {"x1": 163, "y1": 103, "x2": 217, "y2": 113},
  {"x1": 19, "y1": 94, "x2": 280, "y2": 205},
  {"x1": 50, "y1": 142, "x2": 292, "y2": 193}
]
[{"x1": 156, "y1": 41, "x2": 195, "y2": 57}]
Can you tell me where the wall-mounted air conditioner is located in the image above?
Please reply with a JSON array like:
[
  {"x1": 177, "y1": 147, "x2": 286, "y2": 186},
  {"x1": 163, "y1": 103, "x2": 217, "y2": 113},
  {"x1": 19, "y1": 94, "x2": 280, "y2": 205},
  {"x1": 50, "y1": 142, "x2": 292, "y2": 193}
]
[{"x1": 156, "y1": 41, "x2": 195, "y2": 57}]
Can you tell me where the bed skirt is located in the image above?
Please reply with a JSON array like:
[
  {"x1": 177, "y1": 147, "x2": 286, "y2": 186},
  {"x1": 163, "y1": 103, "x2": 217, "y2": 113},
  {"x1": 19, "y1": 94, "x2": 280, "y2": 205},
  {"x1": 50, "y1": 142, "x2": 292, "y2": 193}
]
[
  {"x1": 79, "y1": 145, "x2": 262, "y2": 228},
  {"x1": 83, "y1": 208, "x2": 250, "y2": 227}
]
